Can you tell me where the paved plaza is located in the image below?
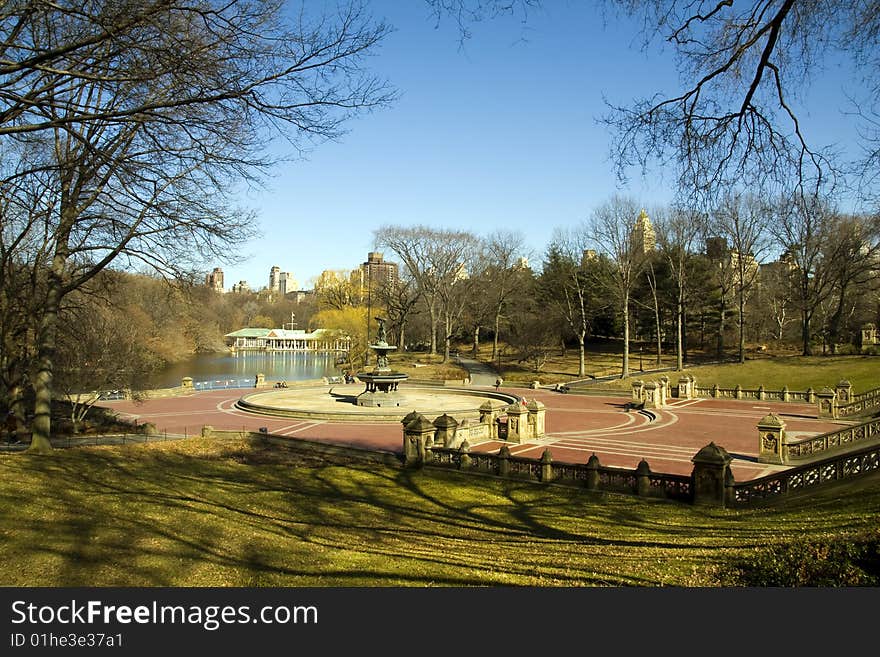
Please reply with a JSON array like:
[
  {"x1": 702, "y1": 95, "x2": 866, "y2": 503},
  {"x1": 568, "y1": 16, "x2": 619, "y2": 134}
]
[{"x1": 104, "y1": 383, "x2": 846, "y2": 481}]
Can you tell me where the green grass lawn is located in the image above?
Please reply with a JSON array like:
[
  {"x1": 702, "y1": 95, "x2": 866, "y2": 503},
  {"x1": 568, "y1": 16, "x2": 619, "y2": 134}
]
[
  {"x1": 596, "y1": 355, "x2": 880, "y2": 392},
  {"x1": 2, "y1": 437, "x2": 878, "y2": 586}
]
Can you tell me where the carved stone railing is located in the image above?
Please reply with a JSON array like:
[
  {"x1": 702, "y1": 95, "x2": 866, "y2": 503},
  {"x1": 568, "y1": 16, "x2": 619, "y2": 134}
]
[
  {"x1": 425, "y1": 445, "x2": 692, "y2": 501},
  {"x1": 837, "y1": 387, "x2": 880, "y2": 418},
  {"x1": 786, "y1": 417, "x2": 880, "y2": 460},
  {"x1": 693, "y1": 384, "x2": 814, "y2": 403},
  {"x1": 730, "y1": 442, "x2": 880, "y2": 506}
]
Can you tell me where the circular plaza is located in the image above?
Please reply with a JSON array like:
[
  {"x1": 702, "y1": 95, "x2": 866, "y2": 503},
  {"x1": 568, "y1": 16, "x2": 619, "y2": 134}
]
[{"x1": 235, "y1": 384, "x2": 519, "y2": 422}]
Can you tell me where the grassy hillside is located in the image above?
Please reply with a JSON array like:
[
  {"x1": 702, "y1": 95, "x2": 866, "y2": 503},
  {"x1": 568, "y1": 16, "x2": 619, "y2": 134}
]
[
  {"x1": 2, "y1": 437, "x2": 878, "y2": 586},
  {"x1": 596, "y1": 355, "x2": 880, "y2": 392}
]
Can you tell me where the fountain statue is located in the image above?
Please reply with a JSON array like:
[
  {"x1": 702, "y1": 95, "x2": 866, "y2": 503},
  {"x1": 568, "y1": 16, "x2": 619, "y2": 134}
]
[{"x1": 355, "y1": 317, "x2": 409, "y2": 407}]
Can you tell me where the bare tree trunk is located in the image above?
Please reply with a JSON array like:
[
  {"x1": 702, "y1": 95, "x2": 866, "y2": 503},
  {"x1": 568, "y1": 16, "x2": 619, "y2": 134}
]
[
  {"x1": 31, "y1": 280, "x2": 61, "y2": 452},
  {"x1": 738, "y1": 287, "x2": 747, "y2": 364},
  {"x1": 622, "y1": 292, "x2": 630, "y2": 378},
  {"x1": 676, "y1": 291, "x2": 684, "y2": 370},
  {"x1": 492, "y1": 313, "x2": 501, "y2": 362},
  {"x1": 472, "y1": 324, "x2": 480, "y2": 357},
  {"x1": 577, "y1": 335, "x2": 585, "y2": 378}
]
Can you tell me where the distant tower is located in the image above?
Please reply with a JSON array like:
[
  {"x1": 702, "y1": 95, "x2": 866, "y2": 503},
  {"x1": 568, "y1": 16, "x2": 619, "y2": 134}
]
[
  {"x1": 269, "y1": 265, "x2": 281, "y2": 292},
  {"x1": 632, "y1": 209, "x2": 656, "y2": 254},
  {"x1": 279, "y1": 271, "x2": 297, "y2": 295},
  {"x1": 205, "y1": 267, "x2": 224, "y2": 292}
]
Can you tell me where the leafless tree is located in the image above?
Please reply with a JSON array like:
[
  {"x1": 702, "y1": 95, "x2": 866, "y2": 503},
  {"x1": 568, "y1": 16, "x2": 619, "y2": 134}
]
[
  {"x1": 375, "y1": 225, "x2": 479, "y2": 359},
  {"x1": 586, "y1": 196, "x2": 650, "y2": 378},
  {"x1": 540, "y1": 228, "x2": 596, "y2": 378},
  {"x1": 1, "y1": 1, "x2": 393, "y2": 450},
  {"x1": 654, "y1": 204, "x2": 705, "y2": 370},
  {"x1": 712, "y1": 192, "x2": 771, "y2": 362},
  {"x1": 601, "y1": 1, "x2": 880, "y2": 197}
]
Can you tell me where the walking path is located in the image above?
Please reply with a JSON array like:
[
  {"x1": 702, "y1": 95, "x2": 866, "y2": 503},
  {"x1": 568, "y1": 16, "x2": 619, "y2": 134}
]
[{"x1": 456, "y1": 356, "x2": 499, "y2": 387}]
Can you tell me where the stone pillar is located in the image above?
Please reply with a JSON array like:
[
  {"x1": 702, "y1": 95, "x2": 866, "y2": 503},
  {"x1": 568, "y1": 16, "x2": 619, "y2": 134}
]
[
  {"x1": 181, "y1": 377, "x2": 193, "y2": 390},
  {"x1": 497, "y1": 445, "x2": 511, "y2": 477},
  {"x1": 635, "y1": 459, "x2": 652, "y2": 496},
  {"x1": 479, "y1": 400, "x2": 506, "y2": 440},
  {"x1": 459, "y1": 440, "x2": 472, "y2": 470},
  {"x1": 585, "y1": 454, "x2": 601, "y2": 491},
  {"x1": 254, "y1": 373, "x2": 265, "y2": 388},
  {"x1": 836, "y1": 380, "x2": 853, "y2": 405},
  {"x1": 806, "y1": 387, "x2": 815, "y2": 404},
  {"x1": 691, "y1": 442, "x2": 734, "y2": 507},
  {"x1": 505, "y1": 402, "x2": 529, "y2": 443},
  {"x1": 757, "y1": 413, "x2": 787, "y2": 464},
  {"x1": 643, "y1": 381, "x2": 661, "y2": 409},
  {"x1": 403, "y1": 414, "x2": 435, "y2": 467},
  {"x1": 817, "y1": 387, "x2": 838, "y2": 419},
  {"x1": 433, "y1": 413, "x2": 460, "y2": 448},
  {"x1": 540, "y1": 448, "x2": 553, "y2": 482},
  {"x1": 659, "y1": 376, "x2": 670, "y2": 406},
  {"x1": 526, "y1": 399, "x2": 546, "y2": 438},
  {"x1": 631, "y1": 380, "x2": 645, "y2": 403},
  {"x1": 677, "y1": 375, "x2": 694, "y2": 400},
  {"x1": 734, "y1": 384, "x2": 743, "y2": 400}
]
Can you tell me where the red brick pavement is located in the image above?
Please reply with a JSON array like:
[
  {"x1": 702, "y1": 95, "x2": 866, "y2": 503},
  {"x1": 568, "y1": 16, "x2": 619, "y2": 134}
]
[{"x1": 104, "y1": 386, "x2": 846, "y2": 481}]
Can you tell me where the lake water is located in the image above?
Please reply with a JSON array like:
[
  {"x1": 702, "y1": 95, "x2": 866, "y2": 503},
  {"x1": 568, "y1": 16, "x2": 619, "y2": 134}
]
[{"x1": 153, "y1": 351, "x2": 341, "y2": 388}]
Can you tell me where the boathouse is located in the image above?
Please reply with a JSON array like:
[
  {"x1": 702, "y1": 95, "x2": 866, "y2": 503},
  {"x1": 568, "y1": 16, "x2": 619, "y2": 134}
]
[{"x1": 225, "y1": 328, "x2": 350, "y2": 353}]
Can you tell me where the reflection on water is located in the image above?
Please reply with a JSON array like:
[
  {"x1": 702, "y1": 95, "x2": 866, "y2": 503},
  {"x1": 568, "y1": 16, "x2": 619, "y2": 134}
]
[{"x1": 153, "y1": 351, "x2": 341, "y2": 388}]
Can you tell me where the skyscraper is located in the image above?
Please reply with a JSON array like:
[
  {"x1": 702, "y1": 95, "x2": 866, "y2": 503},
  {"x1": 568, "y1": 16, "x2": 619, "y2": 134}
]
[
  {"x1": 269, "y1": 265, "x2": 281, "y2": 292},
  {"x1": 205, "y1": 267, "x2": 224, "y2": 292}
]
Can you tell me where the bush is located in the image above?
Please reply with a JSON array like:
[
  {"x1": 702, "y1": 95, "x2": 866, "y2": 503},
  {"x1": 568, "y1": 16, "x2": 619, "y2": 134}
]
[{"x1": 717, "y1": 531, "x2": 880, "y2": 586}]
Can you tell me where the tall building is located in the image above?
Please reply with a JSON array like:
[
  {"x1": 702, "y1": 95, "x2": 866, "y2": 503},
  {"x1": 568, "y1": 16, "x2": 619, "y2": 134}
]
[
  {"x1": 631, "y1": 209, "x2": 656, "y2": 254},
  {"x1": 355, "y1": 252, "x2": 398, "y2": 294},
  {"x1": 231, "y1": 280, "x2": 250, "y2": 294},
  {"x1": 205, "y1": 267, "x2": 224, "y2": 292},
  {"x1": 279, "y1": 271, "x2": 297, "y2": 295},
  {"x1": 269, "y1": 265, "x2": 281, "y2": 292}
]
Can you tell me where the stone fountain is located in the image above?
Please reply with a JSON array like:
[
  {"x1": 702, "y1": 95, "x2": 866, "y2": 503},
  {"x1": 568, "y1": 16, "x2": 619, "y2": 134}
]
[{"x1": 355, "y1": 317, "x2": 409, "y2": 407}]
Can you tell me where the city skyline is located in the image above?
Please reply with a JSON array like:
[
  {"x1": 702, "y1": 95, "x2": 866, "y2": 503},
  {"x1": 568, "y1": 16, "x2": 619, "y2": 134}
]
[{"x1": 215, "y1": 2, "x2": 869, "y2": 290}]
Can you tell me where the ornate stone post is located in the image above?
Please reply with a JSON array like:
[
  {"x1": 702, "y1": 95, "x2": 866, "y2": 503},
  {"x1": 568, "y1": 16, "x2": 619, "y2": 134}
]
[
  {"x1": 433, "y1": 413, "x2": 459, "y2": 448},
  {"x1": 403, "y1": 414, "x2": 435, "y2": 467},
  {"x1": 535, "y1": 448, "x2": 552, "y2": 482},
  {"x1": 691, "y1": 443, "x2": 734, "y2": 507},
  {"x1": 497, "y1": 445, "x2": 511, "y2": 477},
  {"x1": 585, "y1": 454, "x2": 601, "y2": 491},
  {"x1": 659, "y1": 376, "x2": 670, "y2": 406},
  {"x1": 817, "y1": 387, "x2": 838, "y2": 419},
  {"x1": 459, "y1": 440, "x2": 472, "y2": 470},
  {"x1": 631, "y1": 380, "x2": 645, "y2": 403},
  {"x1": 505, "y1": 402, "x2": 528, "y2": 443},
  {"x1": 181, "y1": 377, "x2": 193, "y2": 390},
  {"x1": 677, "y1": 375, "x2": 694, "y2": 400},
  {"x1": 526, "y1": 399, "x2": 546, "y2": 438},
  {"x1": 836, "y1": 380, "x2": 853, "y2": 405},
  {"x1": 644, "y1": 381, "x2": 661, "y2": 409},
  {"x1": 757, "y1": 413, "x2": 787, "y2": 464},
  {"x1": 635, "y1": 459, "x2": 652, "y2": 496},
  {"x1": 479, "y1": 400, "x2": 506, "y2": 440}
]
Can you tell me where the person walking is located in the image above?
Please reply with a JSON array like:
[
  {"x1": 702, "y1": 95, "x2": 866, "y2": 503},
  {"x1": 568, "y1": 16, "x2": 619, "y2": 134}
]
[{"x1": 495, "y1": 377, "x2": 503, "y2": 391}]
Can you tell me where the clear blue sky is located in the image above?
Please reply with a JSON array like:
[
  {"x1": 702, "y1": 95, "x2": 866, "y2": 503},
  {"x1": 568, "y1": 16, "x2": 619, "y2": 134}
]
[{"x1": 216, "y1": 1, "x2": 863, "y2": 291}]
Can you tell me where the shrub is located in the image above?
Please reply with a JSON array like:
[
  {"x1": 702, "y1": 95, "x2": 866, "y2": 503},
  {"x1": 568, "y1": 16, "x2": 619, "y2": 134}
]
[{"x1": 717, "y1": 531, "x2": 880, "y2": 586}]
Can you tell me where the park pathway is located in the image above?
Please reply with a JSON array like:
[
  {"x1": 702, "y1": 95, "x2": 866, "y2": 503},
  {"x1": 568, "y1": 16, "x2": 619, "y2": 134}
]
[{"x1": 456, "y1": 356, "x2": 499, "y2": 387}]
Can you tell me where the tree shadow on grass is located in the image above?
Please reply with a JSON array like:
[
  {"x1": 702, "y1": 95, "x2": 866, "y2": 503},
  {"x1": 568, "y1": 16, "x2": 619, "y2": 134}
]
[{"x1": 3, "y1": 439, "x2": 879, "y2": 586}]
